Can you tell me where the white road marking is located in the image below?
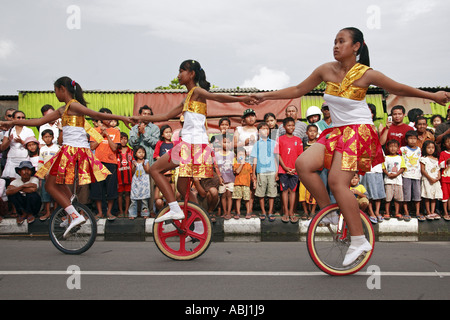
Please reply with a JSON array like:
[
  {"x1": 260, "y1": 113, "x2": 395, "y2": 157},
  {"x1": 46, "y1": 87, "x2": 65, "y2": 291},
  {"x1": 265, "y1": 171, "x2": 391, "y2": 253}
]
[{"x1": 0, "y1": 270, "x2": 448, "y2": 277}]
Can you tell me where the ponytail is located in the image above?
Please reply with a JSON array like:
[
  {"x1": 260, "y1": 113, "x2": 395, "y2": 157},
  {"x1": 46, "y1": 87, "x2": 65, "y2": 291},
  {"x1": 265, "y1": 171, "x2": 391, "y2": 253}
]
[
  {"x1": 180, "y1": 60, "x2": 211, "y2": 91},
  {"x1": 54, "y1": 76, "x2": 88, "y2": 106},
  {"x1": 341, "y1": 27, "x2": 370, "y2": 67}
]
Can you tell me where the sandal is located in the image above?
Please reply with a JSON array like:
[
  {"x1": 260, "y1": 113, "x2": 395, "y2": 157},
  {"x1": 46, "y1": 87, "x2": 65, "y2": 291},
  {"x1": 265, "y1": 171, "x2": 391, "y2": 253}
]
[
  {"x1": 301, "y1": 213, "x2": 309, "y2": 220},
  {"x1": 395, "y1": 214, "x2": 403, "y2": 221},
  {"x1": 281, "y1": 215, "x2": 290, "y2": 223},
  {"x1": 289, "y1": 215, "x2": 299, "y2": 224},
  {"x1": 268, "y1": 214, "x2": 276, "y2": 222},
  {"x1": 209, "y1": 214, "x2": 216, "y2": 223},
  {"x1": 245, "y1": 214, "x2": 252, "y2": 219},
  {"x1": 417, "y1": 215, "x2": 426, "y2": 222},
  {"x1": 259, "y1": 214, "x2": 266, "y2": 221},
  {"x1": 383, "y1": 214, "x2": 391, "y2": 220},
  {"x1": 443, "y1": 215, "x2": 450, "y2": 221},
  {"x1": 234, "y1": 214, "x2": 240, "y2": 220},
  {"x1": 403, "y1": 215, "x2": 411, "y2": 222}
]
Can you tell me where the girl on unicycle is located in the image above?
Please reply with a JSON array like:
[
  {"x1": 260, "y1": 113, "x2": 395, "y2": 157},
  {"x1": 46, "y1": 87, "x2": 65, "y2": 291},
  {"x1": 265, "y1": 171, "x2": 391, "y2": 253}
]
[
  {"x1": 1, "y1": 77, "x2": 131, "y2": 239},
  {"x1": 252, "y1": 27, "x2": 449, "y2": 267},
  {"x1": 132, "y1": 60, "x2": 254, "y2": 223}
]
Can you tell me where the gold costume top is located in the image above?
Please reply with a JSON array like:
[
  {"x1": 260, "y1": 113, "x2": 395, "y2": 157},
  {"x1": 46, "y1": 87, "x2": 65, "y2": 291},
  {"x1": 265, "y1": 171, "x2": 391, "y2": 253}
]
[
  {"x1": 62, "y1": 99, "x2": 104, "y2": 143},
  {"x1": 180, "y1": 86, "x2": 208, "y2": 127},
  {"x1": 324, "y1": 63, "x2": 371, "y2": 101}
]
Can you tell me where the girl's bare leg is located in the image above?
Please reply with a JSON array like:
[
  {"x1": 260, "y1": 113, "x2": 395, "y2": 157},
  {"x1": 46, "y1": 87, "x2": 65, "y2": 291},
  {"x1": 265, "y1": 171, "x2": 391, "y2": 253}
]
[
  {"x1": 296, "y1": 143, "x2": 331, "y2": 209},
  {"x1": 150, "y1": 153, "x2": 185, "y2": 222},
  {"x1": 327, "y1": 152, "x2": 363, "y2": 236},
  {"x1": 45, "y1": 175, "x2": 72, "y2": 208}
]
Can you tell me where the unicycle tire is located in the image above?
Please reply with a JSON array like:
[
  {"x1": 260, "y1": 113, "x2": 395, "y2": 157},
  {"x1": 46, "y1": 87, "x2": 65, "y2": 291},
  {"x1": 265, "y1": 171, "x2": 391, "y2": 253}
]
[
  {"x1": 153, "y1": 201, "x2": 212, "y2": 261},
  {"x1": 49, "y1": 202, "x2": 97, "y2": 255},
  {"x1": 306, "y1": 204, "x2": 375, "y2": 276}
]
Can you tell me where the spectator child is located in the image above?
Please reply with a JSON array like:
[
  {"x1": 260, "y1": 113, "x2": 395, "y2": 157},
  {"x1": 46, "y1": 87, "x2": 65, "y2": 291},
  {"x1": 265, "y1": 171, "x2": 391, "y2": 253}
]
[
  {"x1": 116, "y1": 132, "x2": 134, "y2": 218},
  {"x1": 349, "y1": 173, "x2": 370, "y2": 217},
  {"x1": 89, "y1": 108, "x2": 121, "y2": 221},
  {"x1": 438, "y1": 134, "x2": 450, "y2": 221},
  {"x1": 129, "y1": 146, "x2": 151, "y2": 219},
  {"x1": 275, "y1": 117, "x2": 303, "y2": 223},
  {"x1": 153, "y1": 125, "x2": 175, "y2": 212},
  {"x1": 216, "y1": 135, "x2": 235, "y2": 219},
  {"x1": 400, "y1": 130, "x2": 422, "y2": 221},
  {"x1": 264, "y1": 112, "x2": 278, "y2": 140},
  {"x1": 251, "y1": 122, "x2": 278, "y2": 221},
  {"x1": 299, "y1": 124, "x2": 318, "y2": 219},
  {"x1": 233, "y1": 148, "x2": 252, "y2": 219},
  {"x1": 37, "y1": 129, "x2": 60, "y2": 221},
  {"x1": 23, "y1": 136, "x2": 40, "y2": 171},
  {"x1": 382, "y1": 139, "x2": 406, "y2": 220},
  {"x1": 420, "y1": 140, "x2": 442, "y2": 220}
]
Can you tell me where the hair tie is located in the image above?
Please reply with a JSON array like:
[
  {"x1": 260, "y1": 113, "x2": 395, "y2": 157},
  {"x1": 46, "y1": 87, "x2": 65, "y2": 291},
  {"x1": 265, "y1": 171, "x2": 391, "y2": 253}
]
[{"x1": 71, "y1": 80, "x2": 76, "y2": 87}]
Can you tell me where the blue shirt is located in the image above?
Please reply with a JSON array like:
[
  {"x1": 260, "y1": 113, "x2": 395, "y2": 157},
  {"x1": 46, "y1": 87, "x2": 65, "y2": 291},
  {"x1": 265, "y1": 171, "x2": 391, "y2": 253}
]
[{"x1": 250, "y1": 138, "x2": 277, "y2": 174}]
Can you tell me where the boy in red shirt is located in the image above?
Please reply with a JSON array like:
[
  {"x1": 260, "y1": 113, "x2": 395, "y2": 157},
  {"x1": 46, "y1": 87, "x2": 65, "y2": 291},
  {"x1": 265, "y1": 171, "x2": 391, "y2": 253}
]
[{"x1": 275, "y1": 117, "x2": 303, "y2": 223}]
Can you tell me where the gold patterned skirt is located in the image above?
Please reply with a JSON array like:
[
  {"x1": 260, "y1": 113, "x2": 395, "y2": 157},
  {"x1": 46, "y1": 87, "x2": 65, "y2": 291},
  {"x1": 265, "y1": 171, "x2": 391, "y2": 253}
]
[
  {"x1": 317, "y1": 124, "x2": 384, "y2": 175},
  {"x1": 168, "y1": 140, "x2": 214, "y2": 178},
  {"x1": 35, "y1": 145, "x2": 111, "y2": 185}
]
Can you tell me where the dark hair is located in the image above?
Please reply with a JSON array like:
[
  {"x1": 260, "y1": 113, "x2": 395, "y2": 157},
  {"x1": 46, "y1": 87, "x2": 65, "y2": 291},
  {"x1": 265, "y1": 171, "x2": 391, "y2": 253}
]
[
  {"x1": 12, "y1": 110, "x2": 25, "y2": 118},
  {"x1": 422, "y1": 140, "x2": 438, "y2": 158},
  {"x1": 159, "y1": 124, "x2": 172, "y2": 141},
  {"x1": 386, "y1": 139, "x2": 399, "y2": 147},
  {"x1": 442, "y1": 134, "x2": 450, "y2": 151},
  {"x1": 139, "y1": 105, "x2": 153, "y2": 115},
  {"x1": 341, "y1": 27, "x2": 370, "y2": 67},
  {"x1": 431, "y1": 114, "x2": 444, "y2": 125},
  {"x1": 405, "y1": 130, "x2": 418, "y2": 139},
  {"x1": 41, "y1": 104, "x2": 55, "y2": 115},
  {"x1": 120, "y1": 131, "x2": 128, "y2": 140},
  {"x1": 54, "y1": 76, "x2": 88, "y2": 106},
  {"x1": 306, "y1": 124, "x2": 318, "y2": 131},
  {"x1": 407, "y1": 108, "x2": 424, "y2": 123},
  {"x1": 218, "y1": 117, "x2": 231, "y2": 127},
  {"x1": 41, "y1": 129, "x2": 54, "y2": 138},
  {"x1": 367, "y1": 103, "x2": 376, "y2": 121},
  {"x1": 264, "y1": 113, "x2": 276, "y2": 121},
  {"x1": 257, "y1": 122, "x2": 269, "y2": 130},
  {"x1": 415, "y1": 115, "x2": 427, "y2": 126},
  {"x1": 283, "y1": 116, "x2": 295, "y2": 126},
  {"x1": 133, "y1": 146, "x2": 147, "y2": 159},
  {"x1": 391, "y1": 105, "x2": 406, "y2": 115},
  {"x1": 99, "y1": 107, "x2": 112, "y2": 114},
  {"x1": 180, "y1": 60, "x2": 211, "y2": 91}
]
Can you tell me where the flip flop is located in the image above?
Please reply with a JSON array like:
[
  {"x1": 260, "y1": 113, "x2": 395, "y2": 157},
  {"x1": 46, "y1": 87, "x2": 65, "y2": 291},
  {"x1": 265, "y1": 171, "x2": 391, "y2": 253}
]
[
  {"x1": 268, "y1": 214, "x2": 275, "y2": 222},
  {"x1": 290, "y1": 215, "x2": 299, "y2": 224}
]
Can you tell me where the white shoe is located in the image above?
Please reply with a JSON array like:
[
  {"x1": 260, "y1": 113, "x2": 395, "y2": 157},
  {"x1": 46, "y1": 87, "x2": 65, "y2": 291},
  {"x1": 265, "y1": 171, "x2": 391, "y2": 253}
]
[
  {"x1": 342, "y1": 241, "x2": 372, "y2": 267},
  {"x1": 63, "y1": 215, "x2": 86, "y2": 239},
  {"x1": 155, "y1": 210, "x2": 185, "y2": 223},
  {"x1": 322, "y1": 210, "x2": 339, "y2": 225}
]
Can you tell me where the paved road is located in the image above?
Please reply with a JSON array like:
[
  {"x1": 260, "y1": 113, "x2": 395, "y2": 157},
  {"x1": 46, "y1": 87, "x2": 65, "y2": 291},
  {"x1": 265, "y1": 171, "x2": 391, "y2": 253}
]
[{"x1": 0, "y1": 239, "x2": 449, "y2": 303}]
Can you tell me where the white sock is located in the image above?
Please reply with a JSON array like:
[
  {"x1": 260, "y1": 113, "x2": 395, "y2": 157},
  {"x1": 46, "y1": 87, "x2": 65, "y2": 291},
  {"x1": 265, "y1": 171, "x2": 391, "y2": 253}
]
[
  {"x1": 168, "y1": 201, "x2": 182, "y2": 213},
  {"x1": 65, "y1": 205, "x2": 80, "y2": 219},
  {"x1": 350, "y1": 235, "x2": 367, "y2": 247}
]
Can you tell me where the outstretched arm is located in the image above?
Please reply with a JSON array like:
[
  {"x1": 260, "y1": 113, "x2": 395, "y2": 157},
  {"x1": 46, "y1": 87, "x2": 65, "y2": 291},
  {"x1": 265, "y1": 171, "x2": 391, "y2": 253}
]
[
  {"x1": 131, "y1": 102, "x2": 184, "y2": 124},
  {"x1": 365, "y1": 70, "x2": 449, "y2": 106},
  {"x1": 251, "y1": 65, "x2": 324, "y2": 102}
]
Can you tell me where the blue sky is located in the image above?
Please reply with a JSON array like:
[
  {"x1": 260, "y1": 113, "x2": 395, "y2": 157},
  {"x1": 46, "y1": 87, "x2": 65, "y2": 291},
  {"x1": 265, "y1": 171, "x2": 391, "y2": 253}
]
[{"x1": 0, "y1": 0, "x2": 448, "y2": 95}]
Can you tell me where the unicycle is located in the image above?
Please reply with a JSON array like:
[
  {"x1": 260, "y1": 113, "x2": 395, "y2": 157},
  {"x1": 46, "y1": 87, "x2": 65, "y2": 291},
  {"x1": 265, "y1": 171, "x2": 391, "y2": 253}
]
[
  {"x1": 153, "y1": 177, "x2": 212, "y2": 260},
  {"x1": 48, "y1": 169, "x2": 97, "y2": 255},
  {"x1": 306, "y1": 204, "x2": 375, "y2": 276}
]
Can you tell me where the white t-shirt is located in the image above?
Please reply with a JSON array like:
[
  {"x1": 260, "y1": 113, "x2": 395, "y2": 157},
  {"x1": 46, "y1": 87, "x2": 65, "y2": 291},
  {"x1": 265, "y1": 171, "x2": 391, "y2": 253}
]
[
  {"x1": 400, "y1": 146, "x2": 422, "y2": 180},
  {"x1": 10, "y1": 176, "x2": 39, "y2": 194},
  {"x1": 383, "y1": 155, "x2": 406, "y2": 185}
]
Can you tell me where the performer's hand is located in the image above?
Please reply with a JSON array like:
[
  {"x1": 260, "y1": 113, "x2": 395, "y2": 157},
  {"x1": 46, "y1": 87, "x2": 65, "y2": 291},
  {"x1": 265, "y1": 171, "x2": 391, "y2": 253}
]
[
  {"x1": 121, "y1": 116, "x2": 133, "y2": 129},
  {"x1": 0, "y1": 121, "x2": 12, "y2": 131},
  {"x1": 249, "y1": 93, "x2": 265, "y2": 105},
  {"x1": 434, "y1": 91, "x2": 450, "y2": 106}
]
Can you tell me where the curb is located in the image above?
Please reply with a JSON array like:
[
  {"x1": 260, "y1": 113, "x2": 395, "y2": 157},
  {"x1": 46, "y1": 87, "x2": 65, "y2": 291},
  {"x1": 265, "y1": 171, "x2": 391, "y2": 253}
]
[{"x1": 1, "y1": 217, "x2": 449, "y2": 241}]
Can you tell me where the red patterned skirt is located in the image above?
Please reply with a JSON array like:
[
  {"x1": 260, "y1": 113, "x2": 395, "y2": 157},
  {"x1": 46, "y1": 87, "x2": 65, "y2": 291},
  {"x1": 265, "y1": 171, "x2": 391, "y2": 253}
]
[
  {"x1": 168, "y1": 140, "x2": 214, "y2": 178},
  {"x1": 317, "y1": 124, "x2": 384, "y2": 175},
  {"x1": 35, "y1": 145, "x2": 111, "y2": 185}
]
